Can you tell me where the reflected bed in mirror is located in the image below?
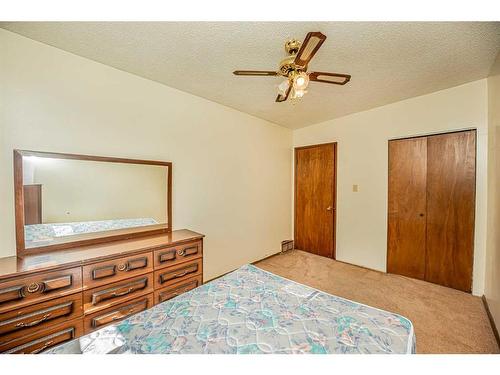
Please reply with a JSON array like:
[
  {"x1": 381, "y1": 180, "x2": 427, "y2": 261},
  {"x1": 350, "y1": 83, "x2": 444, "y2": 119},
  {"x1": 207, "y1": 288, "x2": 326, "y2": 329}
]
[{"x1": 14, "y1": 150, "x2": 172, "y2": 255}]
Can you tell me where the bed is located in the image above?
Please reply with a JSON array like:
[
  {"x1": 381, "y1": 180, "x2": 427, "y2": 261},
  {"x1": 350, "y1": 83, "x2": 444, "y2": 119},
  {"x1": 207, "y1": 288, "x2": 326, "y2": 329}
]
[{"x1": 45, "y1": 264, "x2": 416, "y2": 354}]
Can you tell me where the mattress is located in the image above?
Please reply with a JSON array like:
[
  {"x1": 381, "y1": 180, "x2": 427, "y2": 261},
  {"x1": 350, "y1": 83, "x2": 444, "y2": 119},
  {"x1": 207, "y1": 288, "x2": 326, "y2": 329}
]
[{"x1": 45, "y1": 264, "x2": 416, "y2": 354}]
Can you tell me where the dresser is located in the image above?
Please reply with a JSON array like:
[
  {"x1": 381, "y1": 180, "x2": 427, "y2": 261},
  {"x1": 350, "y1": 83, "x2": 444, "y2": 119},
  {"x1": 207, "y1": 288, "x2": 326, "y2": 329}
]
[{"x1": 0, "y1": 229, "x2": 204, "y2": 354}]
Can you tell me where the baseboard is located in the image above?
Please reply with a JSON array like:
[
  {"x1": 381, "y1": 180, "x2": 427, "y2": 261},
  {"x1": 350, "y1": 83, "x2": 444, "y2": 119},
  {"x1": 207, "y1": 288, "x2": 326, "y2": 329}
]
[
  {"x1": 482, "y1": 295, "x2": 500, "y2": 348},
  {"x1": 333, "y1": 258, "x2": 385, "y2": 274},
  {"x1": 251, "y1": 250, "x2": 282, "y2": 265},
  {"x1": 203, "y1": 268, "x2": 234, "y2": 283}
]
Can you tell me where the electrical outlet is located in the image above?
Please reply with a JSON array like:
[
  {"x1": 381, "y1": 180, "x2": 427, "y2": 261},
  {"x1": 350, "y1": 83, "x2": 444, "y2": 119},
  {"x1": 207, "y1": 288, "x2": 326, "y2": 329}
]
[{"x1": 353, "y1": 184, "x2": 359, "y2": 192}]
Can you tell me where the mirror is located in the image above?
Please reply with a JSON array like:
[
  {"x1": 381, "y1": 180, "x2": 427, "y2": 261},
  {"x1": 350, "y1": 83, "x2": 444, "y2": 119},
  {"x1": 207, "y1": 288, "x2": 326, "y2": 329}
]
[{"x1": 14, "y1": 150, "x2": 171, "y2": 254}]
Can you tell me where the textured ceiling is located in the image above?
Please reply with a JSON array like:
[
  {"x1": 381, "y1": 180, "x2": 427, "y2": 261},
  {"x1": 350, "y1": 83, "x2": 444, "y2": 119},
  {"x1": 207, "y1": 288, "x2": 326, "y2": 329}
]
[{"x1": 1, "y1": 22, "x2": 500, "y2": 129}]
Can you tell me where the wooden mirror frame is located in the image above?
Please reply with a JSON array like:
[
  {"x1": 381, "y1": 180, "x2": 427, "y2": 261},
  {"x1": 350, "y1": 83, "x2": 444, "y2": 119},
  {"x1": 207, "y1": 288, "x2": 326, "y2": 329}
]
[{"x1": 14, "y1": 149, "x2": 172, "y2": 257}]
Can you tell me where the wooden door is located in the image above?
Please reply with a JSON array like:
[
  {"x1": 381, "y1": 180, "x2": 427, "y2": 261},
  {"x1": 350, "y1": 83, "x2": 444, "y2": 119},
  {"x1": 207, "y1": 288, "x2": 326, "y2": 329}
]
[
  {"x1": 294, "y1": 143, "x2": 336, "y2": 258},
  {"x1": 23, "y1": 184, "x2": 42, "y2": 225},
  {"x1": 387, "y1": 137, "x2": 427, "y2": 280},
  {"x1": 425, "y1": 130, "x2": 476, "y2": 292}
]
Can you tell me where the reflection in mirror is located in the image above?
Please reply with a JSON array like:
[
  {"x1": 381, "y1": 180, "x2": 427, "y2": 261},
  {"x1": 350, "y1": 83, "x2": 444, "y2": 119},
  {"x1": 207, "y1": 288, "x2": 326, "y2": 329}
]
[{"x1": 21, "y1": 154, "x2": 169, "y2": 250}]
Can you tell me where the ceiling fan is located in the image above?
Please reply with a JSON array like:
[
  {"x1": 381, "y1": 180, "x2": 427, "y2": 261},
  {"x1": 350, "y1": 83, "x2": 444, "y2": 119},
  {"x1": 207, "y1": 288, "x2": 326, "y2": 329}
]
[{"x1": 233, "y1": 32, "x2": 351, "y2": 103}]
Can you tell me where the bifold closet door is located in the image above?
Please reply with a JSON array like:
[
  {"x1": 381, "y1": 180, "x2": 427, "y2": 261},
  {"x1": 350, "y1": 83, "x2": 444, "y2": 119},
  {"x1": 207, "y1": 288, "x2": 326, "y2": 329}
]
[
  {"x1": 387, "y1": 137, "x2": 427, "y2": 280},
  {"x1": 387, "y1": 130, "x2": 476, "y2": 293},
  {"x1": 425, "y1": 131, "x2": 475, "y2": 292}
]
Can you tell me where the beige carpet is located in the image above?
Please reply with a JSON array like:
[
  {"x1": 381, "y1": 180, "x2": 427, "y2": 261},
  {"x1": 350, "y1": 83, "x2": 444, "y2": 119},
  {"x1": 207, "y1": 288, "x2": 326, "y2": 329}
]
[{"x1": 255, "y1": 250, "x2": 499, "y2": 354}]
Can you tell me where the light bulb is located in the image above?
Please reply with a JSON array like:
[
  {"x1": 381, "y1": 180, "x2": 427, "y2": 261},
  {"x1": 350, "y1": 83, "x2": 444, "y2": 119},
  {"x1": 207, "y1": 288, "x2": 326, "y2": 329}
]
[{"x1": 293, "y1": 71, "x2": 309, "y2": 90}]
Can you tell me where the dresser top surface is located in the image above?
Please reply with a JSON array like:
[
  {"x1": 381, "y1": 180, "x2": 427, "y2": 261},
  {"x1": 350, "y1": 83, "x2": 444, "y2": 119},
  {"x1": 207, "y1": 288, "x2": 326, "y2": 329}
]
[{"x1": 0, "y1": 229, "x2": 204, "y2": 281}]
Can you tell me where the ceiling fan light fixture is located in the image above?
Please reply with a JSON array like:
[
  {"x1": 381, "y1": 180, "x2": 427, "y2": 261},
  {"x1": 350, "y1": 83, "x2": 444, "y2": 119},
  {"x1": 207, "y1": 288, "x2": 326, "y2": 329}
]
[
  {"x1": 232, "y1": 31, "x2": 350, "y2": 103},
  {"x1": 292, "y1": 71, "x2": 309, "y2": 90},
  {"x1": 277, "y1": 79, "x2": 291, "y2": 96},
  {"x1": 291, "y1": 88, "x2": 307, "y2": 99}
]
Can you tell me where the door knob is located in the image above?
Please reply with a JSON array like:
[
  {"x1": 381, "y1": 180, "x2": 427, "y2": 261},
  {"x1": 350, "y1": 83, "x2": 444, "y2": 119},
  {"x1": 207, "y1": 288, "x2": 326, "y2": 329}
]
[{"x1": 326, "y1": 206, "x2": 332, "y2": 211}]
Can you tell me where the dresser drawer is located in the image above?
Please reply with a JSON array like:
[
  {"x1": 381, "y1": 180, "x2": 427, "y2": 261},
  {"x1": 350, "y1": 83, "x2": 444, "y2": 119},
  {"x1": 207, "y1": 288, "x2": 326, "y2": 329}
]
[
  {"x1": 154, "y1": 275, "x2": 202, "y2": 304},
  {"x1": 0, "y1": 317, "x2": 83, "y2": 354},
  {"x1": 83, "y1": 273, "x2": 153, "y2": 314},
  {"x1": 84, "y1": 293, "x2": 153, "y2": 334},
  {"x1": 154, "y1": 240, "x2": 202, "y2": 270},
  {"x1": 83, "y1": 252, "x2": 153, "y2": 289},
  {"x1": 154, "y1": 258, "x2": 202, "y2": 289},
  {"x1": 0, "y1": 267, "x2": 82, "y2": 314},
  {"x1": 0, "y1": 293, "x2": 82, "y2": 342}
]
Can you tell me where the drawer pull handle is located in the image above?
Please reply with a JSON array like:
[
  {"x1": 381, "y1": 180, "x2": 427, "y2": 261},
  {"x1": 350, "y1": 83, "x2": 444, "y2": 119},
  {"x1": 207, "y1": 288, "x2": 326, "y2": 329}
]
[
  {"x1": 117, "y1": 264, "x2": 127, "y2": 272},
  {"x1": 5, "y1": 327, "x2": 75, "y2": 354},
  {"x1": 171, "y1": 286, "x2": 193, "y2": 297},
  {"x1": 172, "y1": 267, "x2": 197, "y2": 279},
  {"x1": 15, "y1": 313, "x2": 51, "y2": 328},
  {"x1": 172, "y1": 280, "x2": 199, "y2": 294},
  {"x1": 159, "y1": 291, "x2": 182, "y2": 302},
  {"x1": 92, "y1": 299, "x2": 148, "y2": 328},
  {"x1": 159, "y1": 264, "x2": 198, "y2": 284},
  {"x1": 26, "y1": 283, "x2": 41, "y2": 294},
  {"x1": 31, "y1": 340, "x2": 54, "y2": 354},
  {"x1": 91, "y1": 277, "x2": 148, "y2": 305},
  {"x1": 0, "y1": 301, "x2": 74, "y2": 336},
  {"x1": 111, "y1": 288, "x2": 134, "y2": 298},
  {"x1": 158, "y1": 280, "x2": 199, "y2": 302},
  {"x1": 111, "y1": 308, "x2": 136, "y2": 321}
]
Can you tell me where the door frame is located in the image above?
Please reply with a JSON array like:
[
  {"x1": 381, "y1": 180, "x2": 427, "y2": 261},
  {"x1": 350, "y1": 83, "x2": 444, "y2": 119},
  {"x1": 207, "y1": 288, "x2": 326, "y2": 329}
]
[{"x1": 294, "y1": 142, "x2": 337, "y2": 259}]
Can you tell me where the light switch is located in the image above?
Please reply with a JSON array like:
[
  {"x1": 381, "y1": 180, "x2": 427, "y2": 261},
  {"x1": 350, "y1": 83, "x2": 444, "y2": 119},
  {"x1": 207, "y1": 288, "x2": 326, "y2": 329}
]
[{"x1": 353, "y1": 184, "x2": 359, "y2": 192}]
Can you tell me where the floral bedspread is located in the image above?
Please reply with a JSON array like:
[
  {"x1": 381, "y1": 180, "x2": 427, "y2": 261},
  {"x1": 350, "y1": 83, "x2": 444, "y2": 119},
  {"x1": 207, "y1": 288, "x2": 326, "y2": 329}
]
[{"x1": 46, "y1": 264, "x2": 415, "y2": 354}]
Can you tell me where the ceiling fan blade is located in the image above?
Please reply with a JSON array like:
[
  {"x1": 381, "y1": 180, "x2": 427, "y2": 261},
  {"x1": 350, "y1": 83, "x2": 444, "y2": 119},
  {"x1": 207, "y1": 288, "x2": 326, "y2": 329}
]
[
  {"x1": 294, "y1": 32, "x2": 327, "y2": 68},
  {"x1": 233, "y1": 70, "x2": 278, "y2": 76},
  {"x1": 276, "y1": 83, "x2": 292, "y2": 103},
  {"x1": 309, "y1": 72, "x2": 351, "y2": 85}
]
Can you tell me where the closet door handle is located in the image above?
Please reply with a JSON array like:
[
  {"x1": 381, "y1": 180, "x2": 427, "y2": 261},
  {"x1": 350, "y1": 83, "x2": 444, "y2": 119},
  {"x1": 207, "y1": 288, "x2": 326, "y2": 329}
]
[{"x1": 419, "y1": 213, "x2": 425, "y2": 217}]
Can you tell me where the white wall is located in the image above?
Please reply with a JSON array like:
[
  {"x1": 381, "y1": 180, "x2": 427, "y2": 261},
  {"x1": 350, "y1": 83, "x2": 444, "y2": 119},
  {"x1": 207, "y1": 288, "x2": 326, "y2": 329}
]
[
  {"x1": 293, "y1": 80, "x2": 489, "y2": 295},
  {"x1": 485, "y1": 54, "x2": 500, "y2": 327},
  {"x1": 0, "y1": 29, "x2": 292, "y2": 280}
]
